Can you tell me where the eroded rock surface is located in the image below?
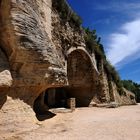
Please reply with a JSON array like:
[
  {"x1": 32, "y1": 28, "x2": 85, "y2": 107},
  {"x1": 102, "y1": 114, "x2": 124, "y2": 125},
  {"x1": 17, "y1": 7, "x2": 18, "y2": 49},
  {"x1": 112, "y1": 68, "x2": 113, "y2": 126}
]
[{"x1": 0, "y1": 0, "x2": 67, "y2": 125}]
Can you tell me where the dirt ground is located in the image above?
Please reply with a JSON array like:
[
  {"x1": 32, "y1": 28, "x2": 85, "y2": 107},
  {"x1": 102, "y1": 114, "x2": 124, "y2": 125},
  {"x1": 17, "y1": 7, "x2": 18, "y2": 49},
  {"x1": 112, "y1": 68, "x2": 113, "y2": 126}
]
[{"x1": 0, "y1": 104, "x2": 140, "y2": 140}]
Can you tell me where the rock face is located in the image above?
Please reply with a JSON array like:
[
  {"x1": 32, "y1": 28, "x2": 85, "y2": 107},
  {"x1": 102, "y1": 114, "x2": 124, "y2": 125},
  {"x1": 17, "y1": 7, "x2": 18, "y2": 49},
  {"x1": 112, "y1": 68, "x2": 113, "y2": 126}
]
[
  {"x1": 0, "y1": 0, "x2": 67, "y2": 125},
  {"x1": 0, "y1": 48, "x2": 12, "y2": 88},
  {"x1": 0, "y1": 0, "x2": 136, "y2": 124}
]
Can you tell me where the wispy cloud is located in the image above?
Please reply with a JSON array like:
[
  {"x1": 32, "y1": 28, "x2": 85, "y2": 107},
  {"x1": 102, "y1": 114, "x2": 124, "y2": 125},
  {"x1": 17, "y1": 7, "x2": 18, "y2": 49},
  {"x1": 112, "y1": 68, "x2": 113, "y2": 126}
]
[
  {"x1": 93, "y1": 1, "x2": 140, "y2": 20},
  {"x1": 94, "y1": 1, "x2": 140, "y2": 12},
  {"x1": 106, "y1": 18, "x2": 140, "y2": 68}
]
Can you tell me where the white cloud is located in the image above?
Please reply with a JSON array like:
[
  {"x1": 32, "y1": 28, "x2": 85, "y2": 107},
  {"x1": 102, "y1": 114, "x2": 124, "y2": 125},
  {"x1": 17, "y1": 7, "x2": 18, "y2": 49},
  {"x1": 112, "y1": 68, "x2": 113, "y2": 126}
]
[{"x1": 106, "y1": 19, "x2": 140, "y2": 68}]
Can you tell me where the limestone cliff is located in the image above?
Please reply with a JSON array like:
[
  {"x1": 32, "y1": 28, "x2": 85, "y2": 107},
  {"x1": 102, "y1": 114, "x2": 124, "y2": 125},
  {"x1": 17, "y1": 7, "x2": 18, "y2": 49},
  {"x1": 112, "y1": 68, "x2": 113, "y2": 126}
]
[{"x1": 0, "y1": 0, "x2": 136, "y2": 126}]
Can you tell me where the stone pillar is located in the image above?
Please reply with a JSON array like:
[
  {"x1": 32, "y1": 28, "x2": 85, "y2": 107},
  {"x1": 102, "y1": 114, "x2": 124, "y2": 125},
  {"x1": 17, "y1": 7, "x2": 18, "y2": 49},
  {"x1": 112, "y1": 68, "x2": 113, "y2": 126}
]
[{"x1": 67, "y1": 98, "x2": 76, "y2": 111}]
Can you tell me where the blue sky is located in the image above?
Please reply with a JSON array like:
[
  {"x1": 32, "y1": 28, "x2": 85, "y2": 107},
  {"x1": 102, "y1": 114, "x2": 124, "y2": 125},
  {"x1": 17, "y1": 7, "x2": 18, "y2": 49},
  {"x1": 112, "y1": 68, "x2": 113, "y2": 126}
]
[{"x1": 67, "y1": 0, "x2": 140, "y2": 83}]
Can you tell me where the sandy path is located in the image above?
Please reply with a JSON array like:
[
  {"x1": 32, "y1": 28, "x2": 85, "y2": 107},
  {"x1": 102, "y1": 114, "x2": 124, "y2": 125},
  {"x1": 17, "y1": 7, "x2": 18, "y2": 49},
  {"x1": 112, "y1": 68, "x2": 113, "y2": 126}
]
[{"x1": 1, "y1": 104, "x2": 140, "y2": 140}]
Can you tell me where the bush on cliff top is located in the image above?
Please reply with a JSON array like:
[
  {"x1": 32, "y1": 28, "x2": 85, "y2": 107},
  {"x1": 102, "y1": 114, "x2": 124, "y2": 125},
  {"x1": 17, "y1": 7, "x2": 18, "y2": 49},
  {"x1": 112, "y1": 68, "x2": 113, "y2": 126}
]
[
  {"x1": 84, "y1": 27, "x2": 106, "y2": 58},
  {"x1": 52, "y1": 0, "x2": 82, "y2": 27}
]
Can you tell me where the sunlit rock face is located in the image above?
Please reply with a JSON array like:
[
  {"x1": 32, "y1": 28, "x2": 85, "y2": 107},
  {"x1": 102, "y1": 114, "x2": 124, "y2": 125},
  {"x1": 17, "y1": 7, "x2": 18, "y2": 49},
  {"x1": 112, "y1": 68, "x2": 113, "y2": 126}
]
[
  {"x1": 0, "y1": 0, "x2": 67, "y2": 124},
  {"x1": 0, "y1": 0, "x2": 136, "y2": 126},
  {"x1": 0, "y1": 0, "x2": 67, "y2": 88}
]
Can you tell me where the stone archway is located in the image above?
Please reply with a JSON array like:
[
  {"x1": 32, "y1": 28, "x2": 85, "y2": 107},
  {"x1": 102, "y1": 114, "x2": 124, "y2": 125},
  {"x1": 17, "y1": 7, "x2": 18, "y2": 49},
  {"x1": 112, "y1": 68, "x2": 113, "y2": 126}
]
[{"x1": 66, "y1": 48, "x2": 99, "y2": 107}]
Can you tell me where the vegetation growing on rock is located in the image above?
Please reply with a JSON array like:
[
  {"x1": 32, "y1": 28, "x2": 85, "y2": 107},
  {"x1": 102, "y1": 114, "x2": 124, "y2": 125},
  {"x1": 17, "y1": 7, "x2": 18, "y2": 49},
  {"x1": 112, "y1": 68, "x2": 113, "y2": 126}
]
[
  {"x1": 122, "y1": 80, "x2": 140, "y2": 102},
  {"x1": 52, "y1": 0, "x2": 82, "y2": 27},
  {"x1": 84, "y1": 27, "x2": 124, "y2": 95}
]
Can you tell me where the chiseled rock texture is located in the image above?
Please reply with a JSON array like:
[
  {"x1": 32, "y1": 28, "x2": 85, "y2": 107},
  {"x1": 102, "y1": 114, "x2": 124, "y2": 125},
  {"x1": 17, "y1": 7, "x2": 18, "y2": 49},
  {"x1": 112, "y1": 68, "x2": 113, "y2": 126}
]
[
  {"x1": 0, "y1": 0, "x2": 67, "y2": 125},
  {"x1": 0, "y1": 0, "x2": 136, "y2": 125}
]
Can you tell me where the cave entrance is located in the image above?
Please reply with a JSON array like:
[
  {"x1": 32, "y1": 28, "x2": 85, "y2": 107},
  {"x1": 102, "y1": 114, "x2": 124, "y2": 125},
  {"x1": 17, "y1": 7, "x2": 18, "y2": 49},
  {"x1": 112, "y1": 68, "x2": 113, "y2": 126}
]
[
  {"x1": 33, "y1": 92, "x2": 56, "y2": 121},
  {"x1": 67, "y1": 49, "x2": 98, "y2": 107},
  {"x1": 44, "y1": 87, "x2": 68, "y2": 108}
]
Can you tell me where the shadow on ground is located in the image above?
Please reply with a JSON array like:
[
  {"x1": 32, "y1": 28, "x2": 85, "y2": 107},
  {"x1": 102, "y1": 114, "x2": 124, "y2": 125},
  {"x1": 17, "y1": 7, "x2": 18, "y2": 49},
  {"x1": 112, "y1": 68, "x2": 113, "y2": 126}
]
[{"x1": 35, "y1": 111, "x2": 56, "y2": 121}]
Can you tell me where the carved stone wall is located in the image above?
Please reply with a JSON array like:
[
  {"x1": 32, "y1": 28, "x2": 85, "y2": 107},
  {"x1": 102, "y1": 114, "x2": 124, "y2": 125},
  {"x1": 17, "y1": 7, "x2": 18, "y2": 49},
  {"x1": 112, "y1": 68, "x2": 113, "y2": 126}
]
[{"x1": 67, "y1": 48, "x2": 99, "y2": 106}]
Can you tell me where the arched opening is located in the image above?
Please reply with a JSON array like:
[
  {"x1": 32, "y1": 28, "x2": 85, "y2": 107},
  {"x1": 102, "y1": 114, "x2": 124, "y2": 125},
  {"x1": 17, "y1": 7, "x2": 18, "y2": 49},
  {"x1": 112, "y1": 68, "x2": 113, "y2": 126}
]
[
  {"x1": 44, "y1": 87, "x2": 68, "y2": 108},
  {"x1": 33, "y1": 87, "x2": 72, "y2": 121},
  {"x1": 67, "y1": 49, "x2": 98, "y2": 107},
  {"x1": 33, "y1": 49, "x2": 99, "y2": 116}
]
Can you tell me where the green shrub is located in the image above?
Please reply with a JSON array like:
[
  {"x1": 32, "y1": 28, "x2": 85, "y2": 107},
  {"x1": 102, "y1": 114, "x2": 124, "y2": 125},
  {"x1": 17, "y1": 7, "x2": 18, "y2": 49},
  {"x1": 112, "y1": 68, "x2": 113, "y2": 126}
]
[
  {"x1": 84, "y1": 28, "x2": 105, "y2": 58},
  {"x1": 122, "y1": 80, "x2": 140, "y2": 102},
  {"x1": 52, "y1": 0, "x2": 82, "y2": 27},
  {"x1": 71, "y1": 13, "x2": 82, "y2": 27}
]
